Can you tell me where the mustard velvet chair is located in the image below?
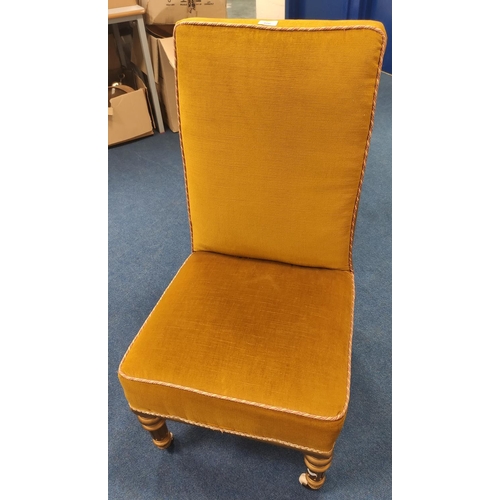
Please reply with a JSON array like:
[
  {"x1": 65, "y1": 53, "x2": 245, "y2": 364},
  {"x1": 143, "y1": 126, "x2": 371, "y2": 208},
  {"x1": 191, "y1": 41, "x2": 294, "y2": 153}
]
[{"x1": 118, "y1": 18, "x2": 387, "y2": 490}]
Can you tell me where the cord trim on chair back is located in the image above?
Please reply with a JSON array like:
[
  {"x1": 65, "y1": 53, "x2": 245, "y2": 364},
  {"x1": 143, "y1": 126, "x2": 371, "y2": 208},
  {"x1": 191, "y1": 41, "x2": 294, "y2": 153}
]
[
  {"x1": 347, "y1": 27, "x2": 387, "y2": 270},
  {"x1": 174, "y1": 21, "x2": 387, "y2": 271}
]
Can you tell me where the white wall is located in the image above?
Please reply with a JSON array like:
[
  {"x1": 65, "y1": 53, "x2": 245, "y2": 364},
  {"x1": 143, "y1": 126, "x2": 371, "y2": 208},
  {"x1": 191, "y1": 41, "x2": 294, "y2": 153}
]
[{"x1": 256, "y1": 0, "x2": 285, "y2": 19}]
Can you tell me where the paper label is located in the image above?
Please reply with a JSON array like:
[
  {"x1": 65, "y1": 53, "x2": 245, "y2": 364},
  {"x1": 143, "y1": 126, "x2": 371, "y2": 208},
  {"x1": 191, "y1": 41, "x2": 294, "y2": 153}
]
[{"x1": 258, "y1": 20, "x2": 278, "y2": 26}]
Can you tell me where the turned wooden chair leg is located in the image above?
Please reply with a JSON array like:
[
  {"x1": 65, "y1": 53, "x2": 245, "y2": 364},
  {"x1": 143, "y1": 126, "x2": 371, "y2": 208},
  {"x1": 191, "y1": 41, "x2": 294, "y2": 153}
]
[
  {"x1": 299, "y1": 452, "x2": 333, "y2": 490},
  {"x1": 135, "y1": 413, "x2": 174, "y2": 449}
]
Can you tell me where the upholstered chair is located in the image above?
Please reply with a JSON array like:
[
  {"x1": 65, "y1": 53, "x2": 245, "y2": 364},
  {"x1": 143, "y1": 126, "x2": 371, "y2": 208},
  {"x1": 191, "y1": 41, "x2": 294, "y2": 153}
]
[{"x1": 118, "y1": 18, "x2": 386, "y2": 490}]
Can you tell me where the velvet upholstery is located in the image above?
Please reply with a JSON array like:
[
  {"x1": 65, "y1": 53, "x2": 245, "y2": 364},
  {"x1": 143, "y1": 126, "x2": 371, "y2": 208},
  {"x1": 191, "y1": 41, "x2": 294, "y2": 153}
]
[
  {"x1": 118, "y1": 17, "x2": 386, "y2": 481},
  {"x1": 119, "y1": 251, "x2": 354, "y2": 453},
  {"x1": 175, "y1": 19, "x2": 386, "y2": 270}
]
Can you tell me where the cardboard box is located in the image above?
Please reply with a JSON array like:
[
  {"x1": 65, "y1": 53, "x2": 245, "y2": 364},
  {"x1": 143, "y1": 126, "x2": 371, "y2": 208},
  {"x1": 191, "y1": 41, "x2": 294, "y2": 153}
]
[
  {"x1": 108, "y1": 73, "x2": 154, "y2": 146},
  {"x1": 131, "y1": 24, "x2": 174, "y2": 84},
  {"x1": 130, "y1": 24, "x2": 174, "y2": 131},
  {"x1": 139, "y1": 0, "x2": 227, "y2": 26},
  {"x1": 108, "y1": 33, "x2": 122, "y2": 72},
  {"x1": 158, "y1": 37, "x2": 178, "y2": 133}
]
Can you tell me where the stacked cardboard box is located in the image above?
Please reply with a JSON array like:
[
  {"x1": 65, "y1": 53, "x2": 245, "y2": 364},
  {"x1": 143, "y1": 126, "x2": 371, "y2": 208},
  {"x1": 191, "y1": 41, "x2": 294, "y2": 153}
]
[
  {"x1": 108, "y1": 1, "x2": 226, "y2": 142},
  {"x1": 131, "y1": 0, "x2": 227, "y2": 132},
  {"x1": 158, "y1": 37, "x2": 178, "y2": 133},
  {"x1": 108, "y1": 33, "x2": 154, "y2": 146},
  {"x1": 138, "y1": 0, "x2": 227, "y2": 26}
]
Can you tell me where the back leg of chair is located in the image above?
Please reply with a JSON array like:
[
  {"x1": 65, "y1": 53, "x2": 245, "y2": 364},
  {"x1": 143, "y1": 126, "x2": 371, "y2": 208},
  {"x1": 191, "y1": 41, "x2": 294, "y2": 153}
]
[
  {"x1": 134, "y1": 412, "x2": 174, "y2": 449},
  {"x1": 299, "y1": 452, "x2": 333, "y2": 490}
]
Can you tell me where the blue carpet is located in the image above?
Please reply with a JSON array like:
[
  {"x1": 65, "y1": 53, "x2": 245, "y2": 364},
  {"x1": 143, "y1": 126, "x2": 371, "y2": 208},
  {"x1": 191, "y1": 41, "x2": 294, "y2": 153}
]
[{"x1": 108, "y1": 72, "x2": 392, "y2": 499}]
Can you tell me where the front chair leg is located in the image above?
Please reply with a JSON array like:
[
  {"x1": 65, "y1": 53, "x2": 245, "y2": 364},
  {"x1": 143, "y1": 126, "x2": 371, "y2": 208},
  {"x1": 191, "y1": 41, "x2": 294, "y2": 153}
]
[
  {"x1": 135, "y1": 413, "x2": 174, "y2": 449},
  {"x1": 299, "y1": 452, "x2": 333, "y2": 490}
]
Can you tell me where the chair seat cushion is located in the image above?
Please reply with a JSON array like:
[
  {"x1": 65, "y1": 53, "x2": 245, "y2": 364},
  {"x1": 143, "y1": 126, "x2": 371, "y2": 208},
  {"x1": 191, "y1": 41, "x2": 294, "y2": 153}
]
[{"x1": 118, "y1": 251, "x2": 355, "y2": 454}]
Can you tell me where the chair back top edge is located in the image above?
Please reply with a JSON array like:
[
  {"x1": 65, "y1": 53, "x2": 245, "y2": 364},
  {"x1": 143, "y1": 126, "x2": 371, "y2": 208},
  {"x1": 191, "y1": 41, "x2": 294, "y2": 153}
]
[{"x1": 174, "y1": 19, "x2": 387, "y2": 271}]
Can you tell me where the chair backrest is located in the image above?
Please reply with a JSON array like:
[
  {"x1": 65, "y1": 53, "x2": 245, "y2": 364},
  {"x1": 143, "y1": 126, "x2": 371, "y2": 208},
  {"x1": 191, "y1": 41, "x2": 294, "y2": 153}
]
[{"x1": 174, "y1": 19, "x2": 386, "y2": 271}]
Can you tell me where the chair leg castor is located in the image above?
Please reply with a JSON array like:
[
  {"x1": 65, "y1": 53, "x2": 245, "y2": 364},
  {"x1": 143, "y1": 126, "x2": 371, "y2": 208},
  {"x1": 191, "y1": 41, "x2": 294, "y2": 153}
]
[
  {"x1": 136, "y1": 413, "x2": 174, "y2": 449},
  {"x1": 299, "y1": 453, "x2": 333, "y2": 490}
]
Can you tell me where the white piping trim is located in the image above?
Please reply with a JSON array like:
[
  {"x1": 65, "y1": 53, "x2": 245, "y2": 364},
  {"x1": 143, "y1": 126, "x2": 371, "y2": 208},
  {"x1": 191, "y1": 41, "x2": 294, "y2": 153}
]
[
  {"x1": 173, "y1": 21, "x2": 387, "y2": 272},
  {"x1": 130, "y1": 405, "x2": 335, "y2": 456},
  {"x1": 118, "y1": 254, "x2": 192, "y2": 371},
  {"x1": 174, "y1": 20, "x2": 386, "y2": 37},
  {"x1": 119, "y1": 264, "x2": 355, "y2": 422},
  {"x1": 121, "y1": 371, "x2": 347, "y2": 421}
]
